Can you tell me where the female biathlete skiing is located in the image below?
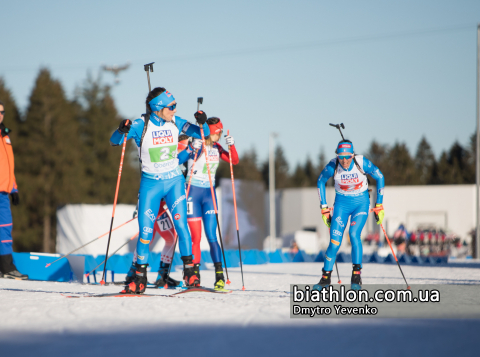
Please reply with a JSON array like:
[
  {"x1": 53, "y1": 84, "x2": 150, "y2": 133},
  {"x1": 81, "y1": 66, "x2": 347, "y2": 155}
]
[
  {"x1": 125, "y1": 137, "x2": 190, "y2": 288},
  {"x1": 178, "y1": 117, "x2": 238, "y2": 290},
  {"x1": 315, "y1": 140, "x2": 385, "y2": 290},
  {"x1": 110, "y1": 87, "x2": 210, "y2": 294}
]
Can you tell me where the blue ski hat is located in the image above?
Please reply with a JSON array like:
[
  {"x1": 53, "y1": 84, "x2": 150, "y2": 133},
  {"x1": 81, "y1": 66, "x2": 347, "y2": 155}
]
[
  {"x1": 336, "y1": 140, "x2": 354, "y2": 155},
  {"x1": 149, "y1": 90, "x2": 176, "y2": 111}
]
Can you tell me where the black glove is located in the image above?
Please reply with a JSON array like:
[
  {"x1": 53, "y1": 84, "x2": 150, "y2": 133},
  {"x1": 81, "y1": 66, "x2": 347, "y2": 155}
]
[
  {"x1": 194, "y1": 111, "x2": 207, "y2": 125},
  {"x1": 10, "y1": 192, "x2": 19, "y2": 206},
  {"x1": 118, "y1": 119, "x2": 132, "y2": 133}
]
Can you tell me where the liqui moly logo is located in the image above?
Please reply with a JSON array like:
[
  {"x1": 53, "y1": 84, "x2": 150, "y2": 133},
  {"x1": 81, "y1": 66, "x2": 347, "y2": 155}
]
[
  {"x1": 207, "y1": 149, "x2": 219, "y2": 161},
  {"x1": 152, "y1": 130, "x2": 173, "y2": 145},
  {"x1": 341, "y1": 173, "x2": 359, "y2": 184}
]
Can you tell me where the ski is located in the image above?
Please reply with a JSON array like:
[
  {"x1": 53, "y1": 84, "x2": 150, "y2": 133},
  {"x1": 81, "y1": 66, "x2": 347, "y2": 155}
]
[
  {"x1": 171, "y1": 286, "x2": 232, "y2": 296},
  {"x1": 61, "y1": 293, "x2": 169, "y2": 298},
  {"x1": 146, "y1": 283, "x2": 186, "y2": 290}
]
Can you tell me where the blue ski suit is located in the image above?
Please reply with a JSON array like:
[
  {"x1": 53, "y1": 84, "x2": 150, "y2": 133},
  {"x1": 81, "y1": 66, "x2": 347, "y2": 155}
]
[
  {"x1": 177, "y1": 142, "x2": 238, "y2": 264},
  {"x1": 110, "y1": 114, "x2": 209, "y2": 265},
  {"x1": 317, "y1": 155, "x2": 384, "y2": 271}
]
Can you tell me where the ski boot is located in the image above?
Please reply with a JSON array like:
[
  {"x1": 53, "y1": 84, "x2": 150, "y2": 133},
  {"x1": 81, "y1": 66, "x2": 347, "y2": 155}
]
[
  {"x1": 0, "y1": 254, "x2": 28, "y2": 280},
  {"x1": 154, "y1": 261, "x2": 181, "y2": 288},
  {"x1": 213, "y1": 262, "x2": 226, "y2": 291},
  {"x1": 4, "y1": 270, "x2": 29, "y2": 280},
  {"x1": 193, "y1": 263, "x2": 201, "y2": 287},
  {"x1": 124, "y1": 263, "x2": 136, "y2": 285},
  {"x1": 351, "y1": 264, "x2": 362, "y2": 291},
  {"x1": 181, "y1": 256, "x2": 200, "y2": 287},
  {"x1": 313, "y1": 269, "x2": 331, "y2": 291},
  {"x1": 121, "y1": 263, "x2": 147, "y2": 294}
]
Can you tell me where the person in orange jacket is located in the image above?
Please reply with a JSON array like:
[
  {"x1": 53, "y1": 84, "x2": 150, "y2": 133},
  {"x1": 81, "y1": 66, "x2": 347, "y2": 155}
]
[{"x1": 0, "y1": 100, "x2": 28, "y2": 280}]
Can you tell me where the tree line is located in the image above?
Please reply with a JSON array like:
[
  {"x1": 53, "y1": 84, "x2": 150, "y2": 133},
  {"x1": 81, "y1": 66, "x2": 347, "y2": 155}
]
[{"x1": 0, "y1": 69, "x2": 476, "y2": 252}]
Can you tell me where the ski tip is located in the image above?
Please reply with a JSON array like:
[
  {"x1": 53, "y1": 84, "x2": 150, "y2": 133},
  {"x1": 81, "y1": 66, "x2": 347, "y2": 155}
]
[
  {"x1": 226, "y1": 280, "x2": 231, "y2": 285},
  {"x1": 100, "y1": 280, "x2": 106, "y2": 285},
  {"x1": 242, "y1": 286, "x2": 246, "y2": 291},
  {"x1": 164, "y1": 284, "x2": 168, "y2": 289},
  {"x1": 45, "y1": 263, "x2": 51, "y2": 268},
  {"x1": 407, "y1": 286, "x2": 411, "y2": 290},
  {"x1": 338, "y1": 280, "x2": 342, "y2": 284}
]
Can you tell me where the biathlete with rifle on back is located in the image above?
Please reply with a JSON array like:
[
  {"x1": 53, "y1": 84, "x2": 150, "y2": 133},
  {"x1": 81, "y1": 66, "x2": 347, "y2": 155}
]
[
  {"x1": 177, "y1": 117, "x2": 239, "y2": 291},
  {"x1": 110, "y1": 87, "x2": 209, "y2": 294},
  {"x1": 315, "y1": 133, "x2": 385, "y2": 291}
]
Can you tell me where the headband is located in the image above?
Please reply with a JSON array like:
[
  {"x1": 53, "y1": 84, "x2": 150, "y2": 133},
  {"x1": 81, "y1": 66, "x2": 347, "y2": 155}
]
[
  {"x1": 149, "y1": 90, "x2": 176, "y2": 112},
  {"x1": 336, "y1": 141, "x2": 354, "y2": 155},
  {"x1": 208, "y1": 119, "x2": 223, "y2": 134}
]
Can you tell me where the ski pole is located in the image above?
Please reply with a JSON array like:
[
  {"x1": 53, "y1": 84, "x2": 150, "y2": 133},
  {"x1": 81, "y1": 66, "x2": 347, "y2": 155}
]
[
  {"x1": 226, "y1": 130, "x2": 245, "y2": 290},
  {"x1": 85, "y1": 232, "x2": 139, "y2": 279},
  {"x1": 101, "y1": 121, "x2": 129, "y2": 285},
  {"x1": 199, "y1": 120, "x2": 230, "y2": 284},
  {"x1": 165, "y1": 97, "x2": 203, "y2": 285},
  {"x1": 334, "y1": 261, "x2": 341, "y2": 284},
  {"x1": 370, "y1": 207, "x2": 410, "y2": 289},
  {"x1": 45, "y1": 217, "x2": 137, "y2": 268}
]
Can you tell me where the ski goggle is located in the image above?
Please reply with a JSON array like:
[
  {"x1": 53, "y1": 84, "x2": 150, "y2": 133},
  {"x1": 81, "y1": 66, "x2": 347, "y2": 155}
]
[
  {"x1": 164, "y1": 103, "x2": 177, "y2": 111},
  {"x1": 337, "y1": 154, "x2": 354, "y2": 160}
]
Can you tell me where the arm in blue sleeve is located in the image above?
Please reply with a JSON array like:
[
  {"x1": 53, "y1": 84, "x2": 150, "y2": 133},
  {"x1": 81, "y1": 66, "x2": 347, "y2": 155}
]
[
  {"x1": 109, "y1": 118, "x2": 143, "y2": 146},
  {"x1": 317, "y1": 160, "x2": 335, "y2": 206},
  {"x1": 177, "y1": 146, "x2": 194, "y2": 165},
  {"x1": 363, "y1": 157, "x2": 385, "y2": 204},
  {"x1": 176, "y1": 117, "x2": 210, "y2": 139}
]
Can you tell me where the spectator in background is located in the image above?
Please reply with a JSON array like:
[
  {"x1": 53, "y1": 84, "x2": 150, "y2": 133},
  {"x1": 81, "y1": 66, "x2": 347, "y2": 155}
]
[{"x1": 0, "y1": 100, "x2": 28, "y2": 279}]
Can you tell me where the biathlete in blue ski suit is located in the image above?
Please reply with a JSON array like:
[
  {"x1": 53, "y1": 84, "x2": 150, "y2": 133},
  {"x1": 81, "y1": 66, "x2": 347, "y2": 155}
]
[
  {"x1": 177, "y1": 117, "x2": 238, "y2": 290},
  {"x1": 109, "y1": 87, "x2": 210, "y2": 293},
  {"x1": 315, "y1": 140, "x2": 385, "y2": 290}
]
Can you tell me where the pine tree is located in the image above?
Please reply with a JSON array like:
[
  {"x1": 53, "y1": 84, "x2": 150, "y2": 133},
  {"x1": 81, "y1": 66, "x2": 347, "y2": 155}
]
[
  {"x1": 318, "y1": 146, "x2": 327, "y2": 172},
  {"x1": 365, "y1": 140, "x2": 388, "y2": 172},
  {"x1": 414, "y1": 136, "x2": 436, "y2": 185},
  {"x1": 466, "y1": 133, "x2": 476, "y2": 183},
  {"x1": 291, "y1": 163, "x2": 308, "y2": 187},
  {"x1": 215, "y1": 147, "x2": 263, "y2": 184},
  {"x1": 75, "y1": 75, "x2": 139, "y2": 204},
  {"x1": 384, "y1": 142, "x2": 416, "y2": 185},
  {"x1": 304, "y1": 156, "x2": 317, "y2": 186},
  {"x1": 435, "y1": 152, "x2": 453, "y2": 184},
  {"x1": 449, "y1": 142, "x2": 470, "y2": 183},
  {"x1": 317, "y1": 146, "x2": 334, "y2": 186},
  {"x1": 234, "y1": 148, "x2": 263, "y2": 181},
  {"x1": 16, "y1": 68, "x2": 85, "y2": 252}
]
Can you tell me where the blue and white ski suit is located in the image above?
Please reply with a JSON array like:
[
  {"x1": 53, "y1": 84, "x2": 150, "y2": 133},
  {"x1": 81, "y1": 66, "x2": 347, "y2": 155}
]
[
  {"x1": 110, "y1": 113, "x2": 209, "y2": 265},
  {"x1": 317, "y1": 155, "x2": 384, "y2": 271}
]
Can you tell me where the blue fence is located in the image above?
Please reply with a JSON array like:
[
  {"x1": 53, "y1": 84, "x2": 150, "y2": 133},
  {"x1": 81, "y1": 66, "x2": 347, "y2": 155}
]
[{"x1": 12, "y1": 250, "x2": 454, "y2": 282}]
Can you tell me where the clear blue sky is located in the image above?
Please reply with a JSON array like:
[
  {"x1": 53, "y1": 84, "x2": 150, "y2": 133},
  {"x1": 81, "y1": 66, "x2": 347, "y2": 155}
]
[{"x1": 1, "y1": 0, "x2": 479, "y2": 169}]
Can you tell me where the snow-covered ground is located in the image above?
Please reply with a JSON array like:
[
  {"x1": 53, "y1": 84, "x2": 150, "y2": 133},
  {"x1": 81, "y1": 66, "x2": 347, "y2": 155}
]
[{"x1": 1, "y1": 262, "x2": 479, "y2": 357}]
